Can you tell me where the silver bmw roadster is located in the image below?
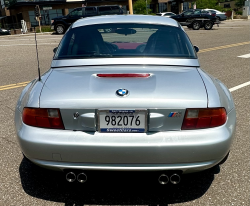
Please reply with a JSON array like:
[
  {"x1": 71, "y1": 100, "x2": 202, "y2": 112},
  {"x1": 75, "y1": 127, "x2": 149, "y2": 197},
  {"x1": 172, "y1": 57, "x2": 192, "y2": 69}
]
[{"x1": 15, "y1": 15, "x2": 236, "y2": 184}]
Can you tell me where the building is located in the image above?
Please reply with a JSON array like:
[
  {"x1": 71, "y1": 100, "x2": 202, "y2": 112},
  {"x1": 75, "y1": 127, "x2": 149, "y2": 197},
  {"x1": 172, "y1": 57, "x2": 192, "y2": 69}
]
[
  {"x1": 0, "y1": 0, "x2": 193, "y2": 30},
  {"x1": 219, "y1": 1, "x2": 238, "y2": 10}
]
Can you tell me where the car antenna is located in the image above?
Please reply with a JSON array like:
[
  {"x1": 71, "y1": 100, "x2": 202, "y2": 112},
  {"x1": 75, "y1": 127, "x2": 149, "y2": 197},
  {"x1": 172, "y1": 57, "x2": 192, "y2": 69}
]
[{"x1": 34, "y1": 26, "x2": 41, "y2": 81}]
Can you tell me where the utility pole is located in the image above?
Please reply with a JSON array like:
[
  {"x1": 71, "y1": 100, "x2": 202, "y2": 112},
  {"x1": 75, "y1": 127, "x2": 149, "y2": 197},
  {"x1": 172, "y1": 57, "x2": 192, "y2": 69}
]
[{"x1": 128, "y1": 0, "x2": 133, "y2": 14}]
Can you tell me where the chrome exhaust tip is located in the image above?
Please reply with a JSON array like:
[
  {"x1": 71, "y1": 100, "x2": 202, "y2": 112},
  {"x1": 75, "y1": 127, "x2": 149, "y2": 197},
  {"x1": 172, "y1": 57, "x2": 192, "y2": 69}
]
[
  {"x1": 170, "y1": 174, "x2": 181, "y2": 184},
  {"x1": 66, "y1": 172, "x2": 76, "y2": 182},
  {"x1": 158, "y1": 174, "x2": 169, "y2": 185},
  {"x1": 77, "y1": 172, "x2": 87, "y2": 183}
]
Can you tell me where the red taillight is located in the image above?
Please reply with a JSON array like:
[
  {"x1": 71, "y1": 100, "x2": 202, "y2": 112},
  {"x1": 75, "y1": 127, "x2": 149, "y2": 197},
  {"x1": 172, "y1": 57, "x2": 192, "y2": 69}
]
[
  {"x1": 181, "y1": 108, "x2": 227, "y2": 130},
  {"x1": 212, "y1": 13, "x2": 216, "y2": 17},
  {"x1": 22, "y1": 108, "x2": 64, "y2": 129},
  {"x1": 96, "y1": 73, "x2": 150, "y2": 78}
]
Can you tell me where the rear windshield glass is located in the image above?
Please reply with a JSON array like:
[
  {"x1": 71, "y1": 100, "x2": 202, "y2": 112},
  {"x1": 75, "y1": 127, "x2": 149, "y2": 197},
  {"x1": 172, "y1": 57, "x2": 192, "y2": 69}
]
[{"x1": 54, "y1": 23, "x2": 196, "y2": 59}]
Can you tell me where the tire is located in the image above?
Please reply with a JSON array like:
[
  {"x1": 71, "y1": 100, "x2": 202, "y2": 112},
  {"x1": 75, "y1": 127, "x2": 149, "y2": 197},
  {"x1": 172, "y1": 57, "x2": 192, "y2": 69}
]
[
  {"x1": 204, "y1": 21, "x2": 213, "y2": 30},
  {"x1": 192, "y1": 21, "x2": 201, "y2": 30},
  {"x1": 103, "y1": 28, "x2": 113, "y2": 33},
  {"x1": 216, "y1": 16, "x2": 221, "y2": 21},
  {"x1": 56, "y1": 24, "x2": 65, "y2": 34}
]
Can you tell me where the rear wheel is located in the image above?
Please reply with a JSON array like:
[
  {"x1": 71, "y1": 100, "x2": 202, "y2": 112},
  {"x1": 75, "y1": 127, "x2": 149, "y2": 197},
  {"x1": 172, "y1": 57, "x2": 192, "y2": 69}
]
[
  {"x1": 192, "y1": 21, "x2": 201, "y2": 30},
  {"x1": 204, "y1": 21, "x2": 213, "y2": 30},
  {"x1": 56, "y1": 24, "x2": 65, "y2": 34}
]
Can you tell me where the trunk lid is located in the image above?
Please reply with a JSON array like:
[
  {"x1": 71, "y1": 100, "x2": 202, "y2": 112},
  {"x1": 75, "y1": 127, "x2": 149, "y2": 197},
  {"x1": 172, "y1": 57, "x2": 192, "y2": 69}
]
[{"x1": 40, "y1": 66, "x2": 207, "y2": 131}]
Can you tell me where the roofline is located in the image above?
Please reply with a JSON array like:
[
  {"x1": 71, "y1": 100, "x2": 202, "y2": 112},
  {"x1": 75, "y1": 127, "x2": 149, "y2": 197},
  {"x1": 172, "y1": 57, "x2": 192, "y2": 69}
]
[{"x1": 73, "y1": 15, "x2": 179, "y2": 29}]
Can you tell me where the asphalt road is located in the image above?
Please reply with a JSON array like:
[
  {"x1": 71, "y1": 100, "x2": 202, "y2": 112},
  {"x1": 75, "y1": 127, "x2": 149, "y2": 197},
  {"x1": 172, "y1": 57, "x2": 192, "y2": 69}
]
[{"x1": 0, "y1": 20, "x2": 249, "y2": 206}]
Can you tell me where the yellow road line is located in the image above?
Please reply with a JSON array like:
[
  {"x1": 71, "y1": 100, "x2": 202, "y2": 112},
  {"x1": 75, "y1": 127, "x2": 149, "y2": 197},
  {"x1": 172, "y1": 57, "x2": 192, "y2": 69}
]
[
  {"x1": 0, "y1": 81, "x2": 30, "y2": 89},
  {"x1": 199, "y1": 41, "x2": 250, "y2": 53},
  {"x1": 0, "y1": 82, "x2": 29, "y2": 91},
  {"x1": 0, "y1": 84, "x2": 28, "y2": 91}
]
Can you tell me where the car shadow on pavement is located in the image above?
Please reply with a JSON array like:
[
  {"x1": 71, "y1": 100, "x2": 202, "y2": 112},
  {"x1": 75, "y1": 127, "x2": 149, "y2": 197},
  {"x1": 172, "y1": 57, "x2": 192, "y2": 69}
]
[{"x1": 19, "y1": 158, "x2": 220, "y2": 206}]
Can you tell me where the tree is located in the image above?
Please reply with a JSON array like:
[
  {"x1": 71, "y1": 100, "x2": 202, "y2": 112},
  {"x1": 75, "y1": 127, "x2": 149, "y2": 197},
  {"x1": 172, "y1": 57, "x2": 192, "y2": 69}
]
[
  {"x1": 133, "y1": 0, "x2": 152, "y2": 15},
  {"x1": 235, "y1": 0, "x2": 245, "y2": 9},
  {"x1": 196, "y1": 0, "x2": 222, "y2": 11}
]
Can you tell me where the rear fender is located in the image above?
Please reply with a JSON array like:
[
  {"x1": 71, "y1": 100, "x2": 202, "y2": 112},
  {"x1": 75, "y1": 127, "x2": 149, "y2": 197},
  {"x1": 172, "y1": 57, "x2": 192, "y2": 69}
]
[
  {"x1": 16, "y1": 69, "x2": 53, "y2": 112},
  {"x1": 197, "y1": 68, "x2": 235, "y2": 112}
]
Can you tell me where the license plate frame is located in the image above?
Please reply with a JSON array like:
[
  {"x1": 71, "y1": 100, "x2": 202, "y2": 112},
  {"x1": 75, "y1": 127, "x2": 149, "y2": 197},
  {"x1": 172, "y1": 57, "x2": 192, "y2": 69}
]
[{"x1": 97, "y1": 109, "x2": 147, "y2": 133}]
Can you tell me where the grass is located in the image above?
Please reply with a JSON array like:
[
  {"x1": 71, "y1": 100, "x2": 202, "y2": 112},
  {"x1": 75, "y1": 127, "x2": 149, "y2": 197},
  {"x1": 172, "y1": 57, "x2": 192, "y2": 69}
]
[{"x1": 36, "y1": 26, "x2": 53, "y2": 33}]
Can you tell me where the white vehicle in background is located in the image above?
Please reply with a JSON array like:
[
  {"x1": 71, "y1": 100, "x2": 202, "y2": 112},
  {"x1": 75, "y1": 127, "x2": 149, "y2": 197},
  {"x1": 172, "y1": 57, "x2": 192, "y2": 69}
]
[
  {"x1": 156, "y1": 12, "x2": 176, "y2": 17},
  {"x1": 204, "y1": 9, "x2": 227, "y2": 21}
]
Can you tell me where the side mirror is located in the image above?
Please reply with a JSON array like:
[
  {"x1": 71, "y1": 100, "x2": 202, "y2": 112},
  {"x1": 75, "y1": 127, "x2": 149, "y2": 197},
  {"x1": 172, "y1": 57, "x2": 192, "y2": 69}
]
[
  {"x1": 181, "y1": 13, "x2": 184, "y2": 17},
  {"x1": 53, "y1": 47, "x2": 58, "y2": 53},
  {"x1": 194, "y1": 46, "x2": 199, "y2": 53}
]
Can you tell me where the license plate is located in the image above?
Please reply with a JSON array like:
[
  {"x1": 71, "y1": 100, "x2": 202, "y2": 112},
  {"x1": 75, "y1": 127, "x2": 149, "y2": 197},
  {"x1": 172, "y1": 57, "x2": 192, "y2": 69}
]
[{"x1": 98, "y1": 109, "x2": 147, "y2": 133}]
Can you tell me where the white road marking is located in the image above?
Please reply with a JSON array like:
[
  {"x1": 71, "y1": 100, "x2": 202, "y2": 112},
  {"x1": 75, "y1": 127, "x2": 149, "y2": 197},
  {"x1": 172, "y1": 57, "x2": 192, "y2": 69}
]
[
  {"x1": 0, "y1": 38, "x2": 61, "y2": 41},
  {"x1": 0, "y1": 43, "x2": 58, "y2": 46},
  {"x1": 229, "y1": 81, "x2": 250, "y2": 92},
  {"x1": 237, "y1": 53, "x2": 250, "y2": 58}
]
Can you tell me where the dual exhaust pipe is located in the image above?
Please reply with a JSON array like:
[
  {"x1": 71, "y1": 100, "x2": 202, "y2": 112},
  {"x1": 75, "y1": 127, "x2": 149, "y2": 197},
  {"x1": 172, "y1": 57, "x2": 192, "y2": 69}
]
[
  {"x1": 158, "y1": 173, "x2": 181, "y2": 185},
  {"x1": 66, "y1": 172, "x2": 87, "y2": 183},
  {"x1": 66, "y1": 171, "x2": 181, "y2": 185}
]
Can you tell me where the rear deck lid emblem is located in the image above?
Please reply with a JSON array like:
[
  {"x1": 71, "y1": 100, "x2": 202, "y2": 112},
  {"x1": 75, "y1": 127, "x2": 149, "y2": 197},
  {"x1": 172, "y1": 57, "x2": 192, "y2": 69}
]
[
  {"x1": 168, "y1": 112, "x2": 182, "y2": 117},
  {"x1": 116, "y1": 89, "x2": 129, "y2": 97}
]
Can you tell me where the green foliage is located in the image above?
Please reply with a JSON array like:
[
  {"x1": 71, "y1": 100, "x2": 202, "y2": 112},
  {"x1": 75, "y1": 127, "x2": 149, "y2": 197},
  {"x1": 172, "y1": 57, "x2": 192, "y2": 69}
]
[
  {"x1": 235, "y1": 0, "x2": 245, "y2": 9},
  {"x1": 196, "y1": 0, "x2": 222, "y2": 10},
  {"x1": 133, "y1": 0, "x2": 152, "y2": 15},
  {"x1": 196, "y1": 0, "x2": 217, "y2": 9},
  {"x1": 235, "y1": 11, "x2": 243, "y2": 15},
  {"x1": 221, "y1": 8, "x2": 232, "y2": 12}
]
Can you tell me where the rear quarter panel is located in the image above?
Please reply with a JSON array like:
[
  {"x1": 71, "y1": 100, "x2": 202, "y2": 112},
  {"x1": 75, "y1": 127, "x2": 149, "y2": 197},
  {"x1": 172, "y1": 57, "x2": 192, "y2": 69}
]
[{"x1": 197, "y1": 68, "x2": 235, "y2": 112}]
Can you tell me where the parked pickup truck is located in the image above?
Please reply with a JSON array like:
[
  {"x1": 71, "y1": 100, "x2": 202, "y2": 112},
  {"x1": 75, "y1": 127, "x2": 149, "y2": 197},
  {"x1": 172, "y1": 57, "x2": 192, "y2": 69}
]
[
  {"x1": 170, "y1": 9, "x2": 218, "y2": 30},
  {"x1": 51, "y1": 5, "x2": 124, "y2": 34}
]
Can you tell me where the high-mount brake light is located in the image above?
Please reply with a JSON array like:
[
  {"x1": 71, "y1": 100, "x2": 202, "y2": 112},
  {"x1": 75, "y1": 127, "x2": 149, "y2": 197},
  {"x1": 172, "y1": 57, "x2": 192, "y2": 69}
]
[
  {"x1": 181, "y1": 108, "x2": 227, "y2": 130},
  {"x1": 97, "y1": 73, "x2": 150, "y2": 78},
  {"x1": 22, "y1": 108, "x2": 64, "y2": 129}
]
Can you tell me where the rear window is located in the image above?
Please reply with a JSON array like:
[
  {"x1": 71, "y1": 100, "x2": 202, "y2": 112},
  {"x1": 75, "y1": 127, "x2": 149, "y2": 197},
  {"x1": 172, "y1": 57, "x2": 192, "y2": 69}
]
[{"x1": 55, "y1": 23, "x2": 196, "y2": 59}]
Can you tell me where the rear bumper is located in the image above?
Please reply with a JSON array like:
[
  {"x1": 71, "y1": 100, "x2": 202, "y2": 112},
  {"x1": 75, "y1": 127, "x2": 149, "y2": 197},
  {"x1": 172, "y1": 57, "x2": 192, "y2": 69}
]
[{"x1": 15, "y1": 108, "x2": 236, "y2": 173}]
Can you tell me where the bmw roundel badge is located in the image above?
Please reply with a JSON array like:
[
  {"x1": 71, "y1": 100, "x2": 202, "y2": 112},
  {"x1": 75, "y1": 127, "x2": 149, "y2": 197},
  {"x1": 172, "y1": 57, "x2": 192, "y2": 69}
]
[{"x1": 116, "y1": 89, "x2": 129, "y2": 97}]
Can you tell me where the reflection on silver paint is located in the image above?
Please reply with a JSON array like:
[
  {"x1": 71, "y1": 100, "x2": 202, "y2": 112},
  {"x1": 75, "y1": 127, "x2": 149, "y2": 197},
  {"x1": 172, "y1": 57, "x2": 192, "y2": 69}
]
[
  {"x1": 197, "y1": 68, "x2": 222, "y2": 108},
  {"x1": 18, "y1": 70, "x2": 52, "y2": 110},
  {"x1": 51, "y1": 58, "x2": 200, "y2": 68},
  {"x1": 148, "y1": 109, "x2": 186, "y2": 131},
  {"x1": 39, "y1": 66, "x2": 207, "y2": 110},
  {"x1": 60, "y1": 109, "x2": 96, "y2": 131},
  {"x1": 80, "y1": 113, "x2": 95, "y2": 129},
  {"x1": 198, "y1": 68, "x2": 235, "y2": 112},
  {"x1": 73, "y1": 15, "x2": 179, "y2": 29},
  {"x1": 149, "y1": 113, "x2": 165, "y2": 129}
]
